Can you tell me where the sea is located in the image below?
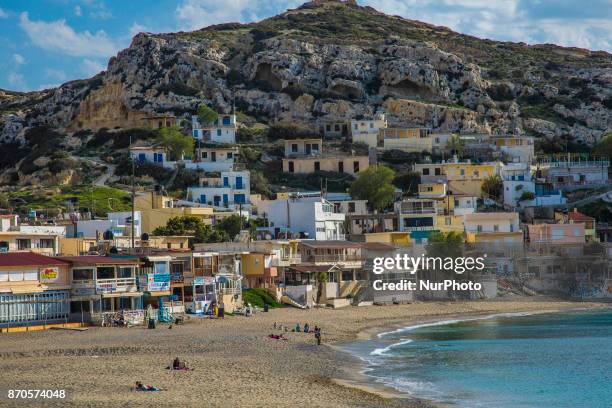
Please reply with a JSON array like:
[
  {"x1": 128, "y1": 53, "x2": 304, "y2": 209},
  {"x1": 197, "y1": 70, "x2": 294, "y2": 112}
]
[{"x1": 342, "y1": 310, "x2": 612, "y2": 408}]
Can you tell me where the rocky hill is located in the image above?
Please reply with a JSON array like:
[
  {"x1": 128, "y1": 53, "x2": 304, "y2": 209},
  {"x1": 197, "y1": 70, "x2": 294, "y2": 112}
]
[{"x1": 1, "y1": 0, "x2": 611, "y2": 149}]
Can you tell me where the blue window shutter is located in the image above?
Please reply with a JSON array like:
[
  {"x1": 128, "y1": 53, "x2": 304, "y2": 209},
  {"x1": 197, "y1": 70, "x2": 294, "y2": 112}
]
[
  {"x1": 236, "y1": 176, "x2": 243, "y2": 189},
  {"x1": 223, "y1": 194, "x2": 229, "y2": 204},
  {"x1": 200, "y1": 194, "x2": 206, "y2": 203},
  {"x1": 223, "y1": 177, "x2": 229, "y2": 187}
]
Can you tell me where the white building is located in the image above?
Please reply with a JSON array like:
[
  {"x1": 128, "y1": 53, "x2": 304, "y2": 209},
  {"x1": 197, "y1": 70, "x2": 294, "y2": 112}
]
[
  {"x1": 324, "y1": 192, "x2": 369, "y2": 216},
  {"x1": 350, "y1": 112, "x2": 387, "y2": 148},
  {"x1": 258, "y1": 196, "x2": 345, "y2": 240},
  {"x1": 187, "y1": 170, "x2": 250, "y2": 208},
  {"x1": 192, "y1": 114, "x2": 237, "y2": 144},
  {"x1": 464, "y1": 212, "x2": 520, "y2": 234},
  {"x1": 130, "y1": 145, "x2": 168, "y2": 164},
  {"x1": 536, "y1": 155, "x2": 609, "y2": 188},
  {"x1": 490, "y1": 135, "x2": 535, "y2": 163},
  {"x1": 185, "y1": 146, "x2": 238, "y2": 172},
  {"x1": 75, "y1": 211, "x2": 142, "y2": 239},
  {"x1": 501, "y1": 163, "x2": 535, "y2": 207}
]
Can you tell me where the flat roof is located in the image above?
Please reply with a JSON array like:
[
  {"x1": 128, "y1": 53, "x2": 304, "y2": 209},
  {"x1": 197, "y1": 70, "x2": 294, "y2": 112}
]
[
  {"x1": 56, "y1": 256, "x2": 140, "y2": 266},
  {"x1": 299, "y1": 241, "x2": 362, "y2": 249},
  {"x1": 0, "y1": 252, "x2": 69, "y2": 267}
]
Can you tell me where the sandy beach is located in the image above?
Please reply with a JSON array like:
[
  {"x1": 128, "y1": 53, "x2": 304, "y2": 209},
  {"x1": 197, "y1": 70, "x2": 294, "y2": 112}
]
[{"x1": 0, "y1": 299, "x2": 608, "y2": 407}]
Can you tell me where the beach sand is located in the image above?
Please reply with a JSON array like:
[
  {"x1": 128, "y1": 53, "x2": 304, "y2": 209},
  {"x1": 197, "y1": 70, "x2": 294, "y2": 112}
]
[{"x1": 0, "y1": 299, "x2": 607, "y2": 407}]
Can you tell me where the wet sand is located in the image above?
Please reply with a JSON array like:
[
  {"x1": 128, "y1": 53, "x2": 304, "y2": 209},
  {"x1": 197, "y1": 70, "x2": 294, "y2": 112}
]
[{"x1": 0, "y1": 299, "x2": 607, "y2": 407}]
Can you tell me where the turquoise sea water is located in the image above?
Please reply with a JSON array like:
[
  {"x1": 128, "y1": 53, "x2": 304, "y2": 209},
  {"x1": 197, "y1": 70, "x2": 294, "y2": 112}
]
[{"x1": 343, "y1": 310, "x2": 612, "y2": 408}]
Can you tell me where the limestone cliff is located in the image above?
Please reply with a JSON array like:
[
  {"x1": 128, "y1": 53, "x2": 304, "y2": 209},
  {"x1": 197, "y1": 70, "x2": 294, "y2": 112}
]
[{"x1": 1, "y1": 0, "x2": 610, "y2": 147}]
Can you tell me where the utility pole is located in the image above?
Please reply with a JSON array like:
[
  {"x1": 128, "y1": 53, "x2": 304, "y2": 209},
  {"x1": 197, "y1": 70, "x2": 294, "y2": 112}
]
[{"x1": 130, "y1": 134, "x2": 135, "y2": 249}]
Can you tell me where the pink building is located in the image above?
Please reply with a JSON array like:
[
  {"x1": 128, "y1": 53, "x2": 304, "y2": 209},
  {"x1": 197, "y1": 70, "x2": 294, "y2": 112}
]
[{"x1": 527, "y1": 223, "x2": 585, "y2": 244}]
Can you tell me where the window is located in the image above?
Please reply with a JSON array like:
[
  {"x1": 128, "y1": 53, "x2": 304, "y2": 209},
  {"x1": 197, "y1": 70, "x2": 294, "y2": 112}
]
[
  {"x1": 474, "y1": 170, "x2": 479, "y2": 177},
  {"x1": 73, "y1": 268, "x2": 93, "y2": 281},
  {"x1": 227, "y1": 152, "x2": 233, "y2": 159},
  {"x1": 119, "y1": 267, "x2": 133, "y2": 278},
  {"x1": 369, "y1": 123, "x2": 373, "y2": 128},
  {"x1": 334, "y1": 124, "x2": 340, "y2": 131},
  {"x1": 454, "y1": 199, "x2": 459, "y2": 207},
  {"x1": 202, "y1": 151, "x2": 208, "y2": 159},
  {"x1": 493, "y1": 224, "x2": 499, "y2": 232},
  {"x1": 291, "y1": 143, "x2": 298, "y2": 152},
  {"x1": 17, "y1": 239, "x2": 31, "y2": 250},
  {"x1": 422, "y1": 168, "x2": 430, "y2": 175},
  {"x1": 338, "y1": 162, "x2": 344, "y2": 173},
  {"x1": 353, "y1": 161, "x2": 360, "y2": 172},
  {"x1": 217, "y1": 129, "x2": 222, "y2": 136},
  {"x1": 573, "y1": 228, "x2": 581, "y2": 237},
  {"x1": 460, "y1": 169, "x2": 465, "y2": 176},
  {"x1": 288, "y1": 161, "x2": 294, "y2": 172},
  {"x1": 39, "y1": 239, "x2": 54, "y2": 248},
  {"x1": 477, "y1": 225, "x2": 483, "y2": 233},
  {"x1": 354, "y1": 124, "x2": 358, "y2": 130},
  {"x1": 314, "y1": 161, "x2": 320, "y2": 172},
  {"x1": 435, "y1": 168, "x2": 441, "y2": 176},
  {"x1": 445, "y1": 217, "x2": 452, "y2": 226},
  {"x1": 312, "y1": 144, "x2": 319, "y2": 151},
  {"x1": 326, "y1": 125, "x2": 331, "y2": 132},
  {"x1": 348, "y1": 202, "x2": 355, "y2": 213}
]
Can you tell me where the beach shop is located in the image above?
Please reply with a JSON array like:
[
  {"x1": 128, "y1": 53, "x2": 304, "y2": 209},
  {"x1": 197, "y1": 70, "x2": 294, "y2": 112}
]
[
  {"x1": 138, "y1": 255, "x2": 172, "y2": 308},
  {"x1": 0, "y1": 252, "x2": 71, "y2": 328},
  {"x1": 61, "y1": 256, "x2": 142, "y2": 325}
]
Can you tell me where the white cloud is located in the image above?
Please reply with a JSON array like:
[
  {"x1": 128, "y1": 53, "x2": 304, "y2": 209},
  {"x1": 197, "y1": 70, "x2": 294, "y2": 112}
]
[
  {"x1": 45, "y1": 68, "x2": 67, "y2": 81},
  {"x1": 12, "y1": 54, "x2": 26, "y2": 65},
  {"x1": 74, "y1": 5, "x2": 82, "y2": 17},
  {"x1": 7, "y1": 72, "x2": 27, "y2": 91},
  {"x1": 360, "y1": 0, "x2": 612, "y2": 52},
  {"x1": 80, "y1": 58, "x2": 106, "y2": 77},
  {"x1": 175, "y1": 0, "x2": 302, "y2": 31},
  {"x1": 0, "y1": 7, "x2": 7, "y2": 18},
  {"x1": 129, "y1": 22, "x2": 148, "y2": 37},
  {"x1": 19, "y1": 12, "x2": 120, "y2": 57}
]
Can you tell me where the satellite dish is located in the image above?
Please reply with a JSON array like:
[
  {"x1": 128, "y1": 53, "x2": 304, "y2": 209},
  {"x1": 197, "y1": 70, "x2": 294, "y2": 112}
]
[{"x1": 264, "y1": 233, "x2": 272, "y2": 240}]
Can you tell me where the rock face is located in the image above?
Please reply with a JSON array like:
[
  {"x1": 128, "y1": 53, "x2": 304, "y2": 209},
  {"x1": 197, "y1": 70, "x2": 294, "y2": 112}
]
[{"x1": 1, "y1": 0, "x2": 611, "y2": 147}]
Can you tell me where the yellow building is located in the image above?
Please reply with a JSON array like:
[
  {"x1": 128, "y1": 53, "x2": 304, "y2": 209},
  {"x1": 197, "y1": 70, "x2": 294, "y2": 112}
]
[
  {"x1": 0, "y1": 231, "x2": 61, "y2": 256},
  {"x1": 59, "y1": 237, "x2": 99, "y2": 256},
  {"x1": 282, "y1": 154, "x2": 369, "y2": 174},
  {"x1": 135, "y1": 193, "x2": 215, "y2": 233},
  {"x1": 415, "y1": 162, "x2": 500, "y2": 198},
  {"x1": 359, "y1": 232, "x2": 411, "y2": 247}
]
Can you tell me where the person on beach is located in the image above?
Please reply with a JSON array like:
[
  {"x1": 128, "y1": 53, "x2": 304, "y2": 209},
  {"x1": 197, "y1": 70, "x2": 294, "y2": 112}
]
[
  {"x1": 314, "y1": 327, "x2": 321, "y2": 345},
  {"x1": 135, "y1": 381, "x2": 162, "y2": 391},
  {"x1": 303, "y1": 323, "x2": 310, "y2": 333},
  {"x1": 294, "y1": 323, "x2": 301, "y2": 332},
  {"x1": 171, "y1": 357, "x2": 188, "y2": 370}
]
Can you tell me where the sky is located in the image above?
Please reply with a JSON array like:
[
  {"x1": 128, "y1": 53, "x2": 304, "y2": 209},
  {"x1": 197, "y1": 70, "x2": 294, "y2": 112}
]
[{"x1": 1, "y1": 0, "x2": 611, "y2": 92}]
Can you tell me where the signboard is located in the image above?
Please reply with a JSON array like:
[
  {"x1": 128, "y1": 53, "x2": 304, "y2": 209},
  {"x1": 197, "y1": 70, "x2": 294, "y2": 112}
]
[
  {"x1": 139, "y1": 273, "x2": 170, "y2": 292},
  {"x1": 170, "y1": 272, "x2": 184, "y2": 283},
  {"x1": 40, "y1": 267, "x2": 59, "y2": 283},
  {"x1": 72, "y1": 287, "x2": 96, "y2": 296},
  {"x1": 194, "y1": 276, "x2": 215, "y2": 285},
  {"x1": 96, "y1": 281, "x2": 118, "y2": 293}
]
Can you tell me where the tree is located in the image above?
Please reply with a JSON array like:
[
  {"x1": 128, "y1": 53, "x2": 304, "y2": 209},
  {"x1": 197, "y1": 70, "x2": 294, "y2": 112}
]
[
  {"x1": 152, "y1": 216, "x2": 229, "y2": 244},
  {"x1": 594, "y1": 132, "x2": 612, "y2": 161},
  {"x1": 157, "y1": 125, "x2": 194, "y2": 160},
  {"x1": 446, "y1": 135, "x2": 465, "y2": 159},
  {"x1": 426, "y1": 231, "x2": 464, "y2": 259},
  {"x1": 349, "y1": 165, "x2": 396, "y2": 212},
  {"x1": 393, "y1": 171, "x2": 420, "y2": 195},
  {"x1": 481, "y1": 174, "x2": 503, "y2": 200},
  {"x1": 215, "y1": 214, "x2": 245, "y2": 240},
  {"x1": 519, "y1": 191, "x2": 535, "y2": 202},
  {"x1": 315, "y1": 272, "x2": 328, "y2": 305},
  {"x1": 197, "y1": 105, "x2": 218, "y2": 126}
]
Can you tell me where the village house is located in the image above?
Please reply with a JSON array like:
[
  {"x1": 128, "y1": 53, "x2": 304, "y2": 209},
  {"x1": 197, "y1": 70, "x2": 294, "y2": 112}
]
[
  {"x1": 490, "y1": 135, "x2": 535, "y2": 163},
  {"x1": 464, "y1": 212, "x2": 522, "y2": 243},
  {"x1": 73, "y1": 211, "x2": 142, "y2": 240},
  {"x1": 320, "y1": 119, "x2": 349, "y2": 138},
  {"x1": 414, "y1": 160, "x2": 501, "y2": 198},
  {"x1": 282, "y1": 138, "x2": 370, "y2": 175},
  {"x1": 350, "y1": 112, "x2": 387, "y2": 148},
  {"x1": 555, "y1": 208, "x2": 597, "y2": 242},
  {"x1": 187, "y1": 170, "x2": 251, "y2": 209},
  {"x1": 135, "y1": 192, "x2": 217, "y2": 234},
  {"x1": 535, "y1": 154, "x2": 609, "y2": 188},
  {"x1": 61, "y1": 256, "x2": 141, "y2": 325},
  {"x1": 526, "y1": 223, "x2": 586, "y2": 244},
  {"x1": 190, "y1": 145, "x2": 239, "y2": 172},
  {"x1": 0, "y1": 224, "x2": 65, "y2": 256},
  {"x1": 323, "y1": 192, "x2": 369, "y2": 215},
  {"x1": 395, "y1": 198, "x2": 442, "y2": 244},
  {"x1": 257, "y1": 195, "x2": 346, "y2": 240},
  {"x1": 283, "y1": 241, "x2": 366, "y2": 308},
  {"x1": 192, "y1": 114, "x2": 237, "y2": 144},
  {"x1": 501, "y1": 162, "x2": 567, "y2": 208},
  {"x1": 129, "y1": 144, "x2": 168, "y2": 165},
  {"x1": 0, "y1": 252, "x2": 71, "y2": 328}
]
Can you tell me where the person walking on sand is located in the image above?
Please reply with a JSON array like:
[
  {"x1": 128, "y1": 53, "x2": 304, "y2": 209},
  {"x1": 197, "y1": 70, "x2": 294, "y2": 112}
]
[{"x1": 315, "y1": 327, "x2": 321, "y2": 345}]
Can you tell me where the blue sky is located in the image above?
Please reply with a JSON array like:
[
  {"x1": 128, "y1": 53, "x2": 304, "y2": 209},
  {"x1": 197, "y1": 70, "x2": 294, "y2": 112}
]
[{"x1": 1, "y1": 0, "x2": 611, "y2": 92}]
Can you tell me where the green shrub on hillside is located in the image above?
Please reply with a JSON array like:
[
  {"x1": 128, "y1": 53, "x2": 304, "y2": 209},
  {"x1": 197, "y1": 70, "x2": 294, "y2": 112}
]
[{"x1": 242, "y1": 289, "x2": 283, "y2": 309}]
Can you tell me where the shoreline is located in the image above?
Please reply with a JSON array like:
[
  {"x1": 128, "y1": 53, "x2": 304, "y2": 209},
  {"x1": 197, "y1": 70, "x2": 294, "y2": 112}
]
[
  {"x1": 0, "y1": 300, "x2": 609, "y2": 407},
  {"x1": 329, "y1": 303, "x2": 611, "y2": 407}
]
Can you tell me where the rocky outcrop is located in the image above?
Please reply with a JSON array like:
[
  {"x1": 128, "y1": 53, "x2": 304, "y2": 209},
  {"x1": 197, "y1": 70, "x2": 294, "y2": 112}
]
[{"x1": 0, "y1": 0, "x2": 610, "y2": 148}]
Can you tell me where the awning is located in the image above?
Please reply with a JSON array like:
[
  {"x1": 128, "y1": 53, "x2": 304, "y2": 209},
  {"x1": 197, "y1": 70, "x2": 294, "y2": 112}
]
[
  {"x1": 11, "y1": 286, "x2": 45, "y2": 294},
  {"x1": 143, "y1": 291, "x2": 172, "y2": 297},
  {"x1": 102, "y1": 291, "x2": 143, "y2": 298}
]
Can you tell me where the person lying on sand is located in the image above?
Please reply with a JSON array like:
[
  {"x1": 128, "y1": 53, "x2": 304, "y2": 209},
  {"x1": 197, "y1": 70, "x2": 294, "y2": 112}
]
[
  {"x1": 268, "y1": 333, "x2": 287, "y2": 340},
  {"x1": 134, "y1": 381, "x2": 163, "y2": 391},
  {"x1": 167, "y1": 357, "x2": 189, "y2": 371}
]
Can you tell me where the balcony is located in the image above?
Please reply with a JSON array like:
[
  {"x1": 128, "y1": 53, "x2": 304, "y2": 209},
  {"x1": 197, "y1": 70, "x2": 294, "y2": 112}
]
[
  {"x1": 193, "y1": 266, "x2": 216, "y2": 276},
  {"x1": 73, "y1": 277, "x2": 139, "y2": 294},
  {"x1": 303, "y1": 254, "x2": 364, "y2": 264}
]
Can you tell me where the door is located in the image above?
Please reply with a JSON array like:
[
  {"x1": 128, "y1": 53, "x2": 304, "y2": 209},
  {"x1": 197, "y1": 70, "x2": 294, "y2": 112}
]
[
  {"x1": 338, "y1": 161, "x2": 344, "y2": 173},
  {"x1": 236, "y1": 176, "x2": 243, "y2": 189},
  {"x1": 200, "y1": 194, "x2": 206, "y2": 204},
  {"x1": 211, "y1": 151, "x2": 216, "y2": 162},
  {"x1": 223, "y1": 194, "x2": 229, "y2": 205},
  {"x1": 214, "y1": 196, "x2": 221, "y2": 206},
  {"x1": 223, "y1": 177, "x2": 229, "y2": 187},
  {"x1": 306, "y1": 144, "x2": 311, "y2": 155}
]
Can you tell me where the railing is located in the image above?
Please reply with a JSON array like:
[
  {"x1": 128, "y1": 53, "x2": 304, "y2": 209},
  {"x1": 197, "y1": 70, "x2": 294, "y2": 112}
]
[
  {"x1": 193, "y1": 266, "x2": 215, "y2": 276},
  {"x1": 96, "y1": 278, "x2": 138, "y2": 292},
  {"x1": 400, "y1": 208, "x2": 437, "y2": 214},
  {"x1": 305, "y1": 254, "x2": 363, "y2": 263}
]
